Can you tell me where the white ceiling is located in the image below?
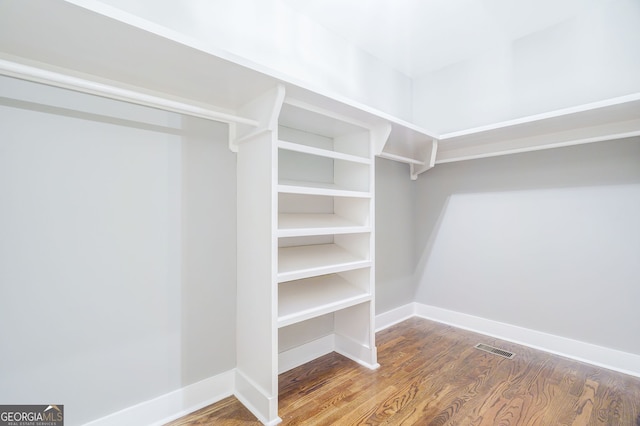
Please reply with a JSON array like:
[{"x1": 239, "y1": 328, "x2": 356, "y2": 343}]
[{"x1": 284, "y1": 0, "x2": 605, "y2": 77}]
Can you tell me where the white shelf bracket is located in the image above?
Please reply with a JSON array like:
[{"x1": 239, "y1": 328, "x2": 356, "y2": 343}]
[
  {"x1": 410, "y1": 139, "x2": 438, "y2": 180},
  {"x1": 371, "y1": 122, "x2": 393, "y2": 156},
  {"x1": 229, "y1": 84, "x2": 286, "y2": 152}
]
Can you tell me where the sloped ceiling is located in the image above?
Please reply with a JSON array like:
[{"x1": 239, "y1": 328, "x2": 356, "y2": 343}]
[{"x1": 284, "y1": 0, "x2": 607, "y2": 77}]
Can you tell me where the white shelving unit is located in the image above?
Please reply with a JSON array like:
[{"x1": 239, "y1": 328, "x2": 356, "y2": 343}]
[
  {"x1": 4, "y1": 4, "x2": 638, "y2": 425},
  {"x1": 278, "y1": 241, "x2": 371, "y2": 282},
  {"x1": 2, "y1": 1, "x2": 637, "y2": 181},
  {"x1": 276, "y1": 99, "x2": 378, "y2": 371},
  {"x1": 278, "y1": 274, "x2": 371, "y2": 328},
  {"x1": 278, "y1": 213, "x2": 370, "y2": 237},
  {"x1": 234, "y1": 90, "x2": 380, "y2": 425}
]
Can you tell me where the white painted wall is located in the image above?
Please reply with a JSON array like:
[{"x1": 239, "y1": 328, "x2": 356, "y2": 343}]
[
  {"x1": 0, "y1": 77, "x2": 236, "y2": 425},
  {"x1": 72, "y1": 0, "x2": 413, "y2": 121},
  {"x1": 413, "y1": 138, "x2": 640, "y2": 355},
  {"x1": 413, "y1": 0, "x2": 640, "y2": 133}
]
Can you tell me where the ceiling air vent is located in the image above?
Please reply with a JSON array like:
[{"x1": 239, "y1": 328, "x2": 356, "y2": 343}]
[{"x1": 474, "y1": 343, "x2": 515, "y2": 359}]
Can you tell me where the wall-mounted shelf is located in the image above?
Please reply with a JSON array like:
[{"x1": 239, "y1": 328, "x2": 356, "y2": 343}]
[
  {"x1": 378, "y1": 152, "x2": 425, "y2": 166},
  {"x1": 0, "y1": 0, "x2": 439, "y2": 179},
  {"x1": 278, "y1": 244, "x2": 371, "y2": 283},
  {"x1": 278, "y1": 214, "x2": 370, "y2": 238},
  {"x1": 437, "y1": 93, "x2": 640, "y2": 163},
  {"x1": 232, "y1": 87, "x2": 379, "y2": 423},
  {"x1": 278, "y1": 140, "x2": 371, "y2": 164},
  {"x1": 2, "y1": 1, "x2": 637, "y2": 179},
  {"x1": 278, "y1": 181, "x2": 372, "y2": 198},
  {"x1": 278, "y1": 275, "x2": 371, "y2": 328}
]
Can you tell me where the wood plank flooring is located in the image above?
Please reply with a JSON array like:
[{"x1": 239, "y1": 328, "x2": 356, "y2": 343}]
[{"x1": 166, "y1": 318, "x2": 640, "y2": 425}]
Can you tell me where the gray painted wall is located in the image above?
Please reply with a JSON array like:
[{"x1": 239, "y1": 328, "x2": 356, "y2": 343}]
[
  {"x1": 413, "y1": 138, "x2": 640, "y2": 355},
  {"x1": 0, "y1": 77, "x2": 237, "y2": 425},
  {"x1": 375, "y1": 158, "x2": 416, "y2": 313},
  {"x1": 0, "y1": 76, "x2": 415, "y2": 425},
  {"x1": 8, "y1": 72, "x2": 637, "y2": 426}
]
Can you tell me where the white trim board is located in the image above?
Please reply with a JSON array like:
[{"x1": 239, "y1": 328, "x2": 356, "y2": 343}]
[
  {"x1": 377, "y1": 303, "x2": 640, "y2": 379},
  {"x1": 83, "y1": 370, "x2": 235, "y2": 426},
  {"x1": 85, "y1": 304, "x2": 640, "y2": 426},
  {"x1": 279, "y1": 334, "x2": 334, "y2": 374},
  {"x1": 234, "y1": 371, "x2": 281, "y2": 426},
  {"x1": 375, "y1": 303, "x2": 415, "y2": 332}
]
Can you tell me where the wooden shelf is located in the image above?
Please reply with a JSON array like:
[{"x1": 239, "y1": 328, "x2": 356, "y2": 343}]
[
  {"x1": 278, "y1": 274, "x2": 370, "y2": 328},
  {"x1": 278, "y1": 140, "x2": 370, "y2": 164},
  {"x1": 278, "y1": 180, "x2": 371, "y2": 198},
  {"x1": 278, "y1": 244, "x2": 370, "y2": 282},
  {"x1": 278, "y1": 213, "x2": 369, "y2": 237}
]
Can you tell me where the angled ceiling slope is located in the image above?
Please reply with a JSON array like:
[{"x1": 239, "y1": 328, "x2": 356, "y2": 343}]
[
  {"x1": 0, "y1": 0, "x2": 638, "y2": 176},
  {"x1": 284, "y1": 0, "x2": 606, "y2": 77}
]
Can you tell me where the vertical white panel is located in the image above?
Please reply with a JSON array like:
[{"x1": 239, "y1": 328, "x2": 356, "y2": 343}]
[{"x1": 235, "y1": 131, "x2": 278, "y2": 418}]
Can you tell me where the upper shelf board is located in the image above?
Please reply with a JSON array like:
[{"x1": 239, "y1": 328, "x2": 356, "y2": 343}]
[
  {"x1": 278, "y1": 140, "x2": 371, "y2": 164},
  {"x1": 0, "y1": 0, "x2": 277, "y2": 112},
  {"x1": 0, "y1": 0, "x2": 435, "y2": 164},
  {"x1": 437, "y1": 93, "x2": 640, "y2": 163},
  {"x1": 278, "y1": 213, "x2": 370, "y2": 238},
  {"x1": 279, "y1": 101, "x2": 370, "y2": 139},
  {"x1": 1, "y1": 0, "x2": 638, "y2": 171}
]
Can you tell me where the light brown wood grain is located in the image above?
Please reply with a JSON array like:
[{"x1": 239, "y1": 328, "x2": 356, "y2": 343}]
[{"x1": 165, "y1": 318, "x2": 640, "y2": 425}]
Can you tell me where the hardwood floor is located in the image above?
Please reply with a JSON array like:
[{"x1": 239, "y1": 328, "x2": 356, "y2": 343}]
[{"x1": 166, "y1": 318, "x2": 640, "y2": 425}]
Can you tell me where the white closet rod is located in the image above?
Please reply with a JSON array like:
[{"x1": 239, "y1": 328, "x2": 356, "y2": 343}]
[
  {"x1": 0, "y1": 59, "x2": 259, "y2": 127},
  {"x1": 378, "y1": 151, "x2": 425, "y2": 166}
]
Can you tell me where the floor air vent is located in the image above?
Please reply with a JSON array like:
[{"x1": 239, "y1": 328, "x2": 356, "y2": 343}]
[{"x1": 474, "y1": 343, "x2": 515, "y2": 359}]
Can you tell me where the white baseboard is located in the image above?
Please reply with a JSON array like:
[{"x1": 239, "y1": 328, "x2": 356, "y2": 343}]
[
  {"x1": 279, "y1": 334, "x2": 334, "y2": 374},
  {"x1": 334, "y1": 334, "x2": 379, "y2": 370},
  {"x1": 375, "y1": 304, "x2": 416, "y2": 331},
  {"x1": 413, "y1": 303, "x2": 640, "y2": 378},
  {"x1": 86, "y1": 303, "x2": 640, "y2": 426},
  {"x1": 84, "y1": 370, "x2": 235, "y2": 426},
  {"x1": 234, "y1": 370, "x2": 281, "y2": 426}
]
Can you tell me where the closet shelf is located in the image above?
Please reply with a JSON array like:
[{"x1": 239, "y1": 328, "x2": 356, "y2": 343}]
[
  {"x1": 278, "y1": 180, "x2": 371, "y2": 198},
  {"x1": 278, "y1": 140, "x2": 370, "y2": 164},
  {"x1": 278, "y1": 274, "x2": 371, "y2": 328},
  {"x1": 5, "y1": 1, "x2": 636, "y2": 175},
  {"x1": 378, "y1": 151, "x2": 426, "y2": 166},
  {"x1": 278, "y1": 213, "x2": 370, "y2": 237},
  {"x1": 0, "y1": 0, "x2": 442, "y2": 180},
  {"x1": 436, "y1": 94, "x2": 640, "y2": 163},
  {"x1": 278, "y1": 244, "x2": 370, "y2": 282}
]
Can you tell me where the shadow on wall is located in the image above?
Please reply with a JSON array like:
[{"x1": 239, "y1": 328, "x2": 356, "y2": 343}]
[
  {"x1": 0, "y1": 76, "x2": 238, "y2": 424},
  {"x1": 411, "y1": 136, "x2": 640, "y2": 294}
]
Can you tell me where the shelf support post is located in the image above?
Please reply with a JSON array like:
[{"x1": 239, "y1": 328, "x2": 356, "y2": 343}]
[
  {"x1": 410, "y1": 139, "x2": 438, "y2": 180},
  {"x1": 371, "y1": 122, "x2": 393, "y2": 156},
  {"x1": 229, "y1": 84, "x2": 286, "y2": 152},
  {"x1": 234, "y1": 83, "x2": 286, "y2": 426}
]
